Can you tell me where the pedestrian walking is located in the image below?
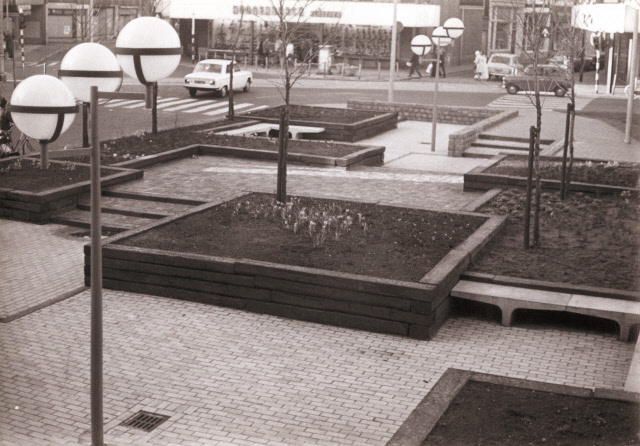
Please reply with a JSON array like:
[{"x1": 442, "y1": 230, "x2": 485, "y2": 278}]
[
  {"x1": 474, "y1": 51, "x2": 489, "y2": 80},
  {"x1": 431, "y1": 48, "x2": 446, "y2": 78},
  {"x1": 408, "y1": 53, "x2": 423, "y2": 78},
  {"x1": 256, "y1": 37, "x2": 265, "y2": 67},
  {"x1": 4, "y1": 32, "x2": 14, "y2": 59}
]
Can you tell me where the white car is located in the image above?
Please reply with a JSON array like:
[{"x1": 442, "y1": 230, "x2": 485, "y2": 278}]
[
  {"x1": 184, "y1": 59, "x2": 252, "y2": 98},
  {"x1": 487, "y1": 53, "x2": 522, "y2": 79}
]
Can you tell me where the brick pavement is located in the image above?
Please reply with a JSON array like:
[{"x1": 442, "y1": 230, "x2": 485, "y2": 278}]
[
  {"x1": 106, "y1": 157, "x2": 481, "y2": 212},
  {"x1": 0, "y1": 220, "x2": 86, "y2": 322},
  {"x1": 0, "y1": 289, "x2": 633, "y2": 446}
]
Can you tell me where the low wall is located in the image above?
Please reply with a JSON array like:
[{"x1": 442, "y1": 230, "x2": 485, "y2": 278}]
[
  {"x1": 86, "y1": 197, "x2": 506, "y2": 340},
  {"x1": 347, "y1": 100, "x2": 519, "y2": 157}
]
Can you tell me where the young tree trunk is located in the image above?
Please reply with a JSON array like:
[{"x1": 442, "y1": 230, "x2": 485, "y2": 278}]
[
  {"x1": 533, "y1": 101, "x2": 542, "y2": 247},
  {"x1": 276, "y1": 107, "x2": 289, "y2": 203},
  {"x1": 228, "y1": 57, "x2": 235, "y2": 120}
]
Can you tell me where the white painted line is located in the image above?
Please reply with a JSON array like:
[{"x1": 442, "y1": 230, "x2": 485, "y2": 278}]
[
  {"x1": 156, "y1": 99, "x2": 198, "y2": 110},
  {"x1": 123, "y1": 97, "x2": 179, "y2": 109},
  {"x1": 240, "y1": 105, "x2": 269, "y2": 113},
  {"x1": 105, "y1": 99, "x2": 147, "y2": 108},
  {"x1": 182, "y1": 101, "x2": 225, "y2": 113},
  {"x1": 164, "y1": 100, "x2": 217, "y2": 112},
  {"x1": 203, "y1": 103, "x2": 253, "y2": 116}
]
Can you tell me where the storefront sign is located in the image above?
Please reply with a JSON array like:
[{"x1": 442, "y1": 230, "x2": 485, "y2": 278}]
[{"x1": 233, "y1": 4, "x2": 341, "y2": 19}]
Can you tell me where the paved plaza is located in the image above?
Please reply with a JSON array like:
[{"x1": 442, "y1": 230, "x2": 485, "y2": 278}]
[{"x1": 2, "y1": 55, "x2": 640, "y2": 443}]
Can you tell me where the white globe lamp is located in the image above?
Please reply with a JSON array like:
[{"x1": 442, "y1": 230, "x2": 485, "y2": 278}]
[
  {"x1": 9, "y1": 75, "x2": 78, "y2": 168},
  {"x1": 115, "y1": 16, "x2": 181, "y2": 85},
  {"x1": 411, "y1": 35, "x2": 432, "y2": 56},
  {"x1": 443, "y1": 18, "x2": 465, "y2": 39},
  {"x1": 432, "y1": 26, "x2": 452, "y2": 47},
  {"x1": 59, "y1": 43, "x2": 122, "y2": 103}
]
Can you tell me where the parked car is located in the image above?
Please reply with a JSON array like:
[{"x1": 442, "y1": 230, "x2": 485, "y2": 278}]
[
  {"x1": 502, "y1": 64, "x2": 571, "y2": 97},
  {"x1": 548, "y1": 50, "x2": 605, "y2": 72},
  {"x1": 487, "y1": 53, "x2": 523, "y2": 79},
  {"x1": 184, "y1": 59, "x2": 252, "y2": 98}
]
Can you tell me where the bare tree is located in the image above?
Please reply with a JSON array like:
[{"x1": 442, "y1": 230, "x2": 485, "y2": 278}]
[
  {"x1": 260, "y1": 0, "x2": 342, "y2": 203},
  {"x1": 139, "y1": 0, "x2": 169, "y2": 17},
  {"x1": 228, "y1": 5, "x2": 245, "y2": 120},
  {"x1": 492, "y1": 0, "x2": 579, "y2": 248}
]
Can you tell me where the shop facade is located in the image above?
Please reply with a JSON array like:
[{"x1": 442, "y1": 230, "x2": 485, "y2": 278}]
[{"x1": 168, "y1": 0, "x2": 490, "y2": 68}]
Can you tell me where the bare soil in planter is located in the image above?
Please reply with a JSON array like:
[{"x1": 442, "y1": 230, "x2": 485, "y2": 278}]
[
  {"x1": 468, "y1": 189, "x2": 640, "y2": 291},
  {"x1": 116, "y1": 193, "x2": 486, "y2": 282},
  {"x1": 425, "y1": 381, "x2": 640, "y2": 446},
  {"x1": 241, "y1": 104, "x2": 381, "y2": 124},
  {"x1": 485, "y1": 156, "x2": 640, "y2": 188},
  {"x1": 62, "y1": 120, "x2": 366, "y2": 166},
  {"x1": 0, "y1": 158, "x2": 111, "y2": 193}
]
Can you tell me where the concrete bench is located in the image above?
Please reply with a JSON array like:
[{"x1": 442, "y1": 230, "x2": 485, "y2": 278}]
[
  {"x1": 217, "y1": 124, "x2": 325, "y2": 140},
  {"x1": 451, "y1": 280, "x2": 640, "y2": 341}
]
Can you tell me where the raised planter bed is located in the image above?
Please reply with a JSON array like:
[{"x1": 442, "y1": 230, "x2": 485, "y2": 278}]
[
  {"x1": 85, "y1": 194, "x2": 506, "y2": 340},
  {"x1": 465, "y1": 154, "x2": 640, "y2": 194},
  {"x1": 238, "y1": 105, "x2": 398, "y2": 142},
  {"x1": 0, "y1": 159, "x2": 142, "y2": 222}
]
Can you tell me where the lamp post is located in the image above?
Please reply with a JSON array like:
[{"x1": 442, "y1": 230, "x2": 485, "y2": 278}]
[
  {"x1": 59, "y1": 43, "x2": 123, "y2": 148},
  {"x1": 9, "y1": 75, "x2": 78, "y2": 169},
  {"x1": 429, "y1": 18, "x2": 464, "y2": 153},
  {"x1": 13, "y1": 17, "x2": 181, "y2": 445},
  {"x1": 114, "y1": 17, "x2": 181, "y2": 134}
]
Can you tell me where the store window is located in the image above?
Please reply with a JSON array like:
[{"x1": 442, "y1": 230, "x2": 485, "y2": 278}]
[{"x1": 490, "y1": 6, "x2": 515, "y2": 53}]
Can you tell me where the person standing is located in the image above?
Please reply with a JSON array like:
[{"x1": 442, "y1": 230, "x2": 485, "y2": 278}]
[
  {"x1": 408, "y1": 52, "x2": 423, "y2": 78},
  {"x1": 431, "y1": 48, "x2": 446, "y2": 78}
]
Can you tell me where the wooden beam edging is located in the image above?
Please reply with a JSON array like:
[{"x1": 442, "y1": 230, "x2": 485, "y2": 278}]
[
  {"x1": 386, "y1": 369, "x2": 640, "y2": 446},
  {"x1": 419, "y1": 215, "x2": 507, "y2": 302}
]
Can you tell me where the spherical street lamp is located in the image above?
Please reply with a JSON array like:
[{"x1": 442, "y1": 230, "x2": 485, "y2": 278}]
[
  {"x1": 114, "y1": 16, "x2": 181, "y2": 85},
  {"x1": 443, "y1": 17, "x2": 465, "y2": 39},
  {"x1": 411, "y1": 35, "x2": 433, "y2": 56},
  {"x1": 59, "y1": 42, "x2": 122, "y2": 103},
  {"x1": 9, "y1": 75, "x2": 78, "y2": 168},
  {"x1": 431, "y1": 26, "x2": 452, "y2": 47}
]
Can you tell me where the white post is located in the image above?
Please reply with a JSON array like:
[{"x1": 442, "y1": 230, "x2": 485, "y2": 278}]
[
  {"x1": 388, "y1": 0, "x2": 398, "y2": 102},
  {"x1": 625, "y1": 8, "x2": 638, "y2": 144},
  {"x1": 191, "y1": 14, "x2": 196, "y2": 64},
  {"x1": 606, "y1": 43, "x2": 614, "y2": 94},
  {"x1": 595, "y1": 49, "x2": 600, "y2": 93},
  {"x1": 431, "y1": 44, "x2": 440, "y2": 153}
]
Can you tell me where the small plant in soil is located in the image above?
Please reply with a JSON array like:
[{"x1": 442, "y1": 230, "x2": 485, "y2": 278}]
[{"x1": 231, "y1": 196, "x2": 370, "y2": 249}]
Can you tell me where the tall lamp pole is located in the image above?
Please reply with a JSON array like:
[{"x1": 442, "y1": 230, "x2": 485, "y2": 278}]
[
  {"x1": 388, "y1": 0, "x2": 398, "y2": 102},
  {"x1": 625, "y1": 6, "x2": 638, "y2": 144},
  {"x1": 430, "y1": 18, "x2": 464, "y2": 153}
]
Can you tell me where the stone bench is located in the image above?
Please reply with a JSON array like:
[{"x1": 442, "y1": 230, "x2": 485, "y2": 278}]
[
  {"x1": 451, "y1": 280, "x2": 640, "y2": 341},
  {"x1": 218, "y1": 123, "x2": 325, "y2": 140}
]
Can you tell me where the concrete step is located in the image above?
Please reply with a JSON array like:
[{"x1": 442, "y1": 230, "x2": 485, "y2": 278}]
[
  {"x1": 463, "y1": 147, "x2": 531, "y2": 158},
  {"x1": 51, "y1": 209, "x2": 158, "y2": 232},
  {"x1": 478, "y1": 133, "x2": 555, "y2": 146},
  {"x1": 77, "y1": 194, "x2": 194, "y2": 219}
]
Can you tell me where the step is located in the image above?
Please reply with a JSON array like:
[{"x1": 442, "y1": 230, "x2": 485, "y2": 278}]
[
  {"x1": 51, "y1": 209, "x2": 158, "y2": 232},
  {"x1": 77, "y1": 195, "x2": 194, "y2": 219},
  {"x1": 478, "y1": 134, "x2": 555, "y2": 146},
  {"x1": 463, "y1": 146, "x2": 531, "y2": 158},
  {"x1": 471, "y1": 140, "x2": 531, "y2": 151}
]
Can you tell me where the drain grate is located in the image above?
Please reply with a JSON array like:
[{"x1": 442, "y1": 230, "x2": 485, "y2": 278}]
[{"x1": 120, "y1": 411, "x2": 169, "y2": 432}]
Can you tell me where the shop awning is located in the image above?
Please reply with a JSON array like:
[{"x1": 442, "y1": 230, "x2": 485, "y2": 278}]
[
  {"x1": 572, "y1": 3, "x2": 640, "y2": 34},
  {"x1": 169, "y1": 0, "x2": 440, "y2": 28}
]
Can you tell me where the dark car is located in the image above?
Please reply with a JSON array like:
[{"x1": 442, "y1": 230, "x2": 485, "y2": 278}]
[{"x1": 502, "y1": 64, "x2": 571, "y2": 97}]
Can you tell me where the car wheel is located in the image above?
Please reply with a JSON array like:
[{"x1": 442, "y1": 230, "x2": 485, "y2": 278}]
[
  {"x1": 243, "y1": 80, "x2": 251, "y2": 92},
  {"x1": 219, "y1": 86, "x2": 228, "y2": 98},
  {"x1": 554, "y1": 86, "x2": 566, "y2": 97},
  {"x1": 188, "y1": 88, "x2": 197, "y2": 98},
  {"x1": 506, "y1": 84, "x2": 519, "y2": 95}
]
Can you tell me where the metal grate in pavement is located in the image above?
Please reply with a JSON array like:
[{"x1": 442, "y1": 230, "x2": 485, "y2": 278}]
[{"x1": 120, "y1": 411, "x2": 169, "y2": 432}]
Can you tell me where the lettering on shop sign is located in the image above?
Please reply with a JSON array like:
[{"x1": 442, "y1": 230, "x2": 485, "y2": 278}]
[
  {"x1": 232, "y1": 5, "x2": 341, "y2": 19},
  {"x1": 233, "y1": 5, "x2": 305, "y2": 16}
]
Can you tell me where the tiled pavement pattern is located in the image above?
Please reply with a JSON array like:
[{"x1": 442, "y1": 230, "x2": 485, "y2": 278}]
[
  {"x1": 107, "y1": 157, "x2": 478, "y2": 211},
  {"x1": 0, "y1": 289, "x2": 633, "y2": 446},
  {"x1": 0, "y1": 220, "x2": 86, "y2": 321}
]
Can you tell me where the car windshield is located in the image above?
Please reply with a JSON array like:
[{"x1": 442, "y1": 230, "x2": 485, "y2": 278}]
[
  {"x1": 491, "y1": 56, "x2": 512, "y2": 64},
  {"x1": 194, "y1": 63, "x2": 223, "y2": 74}
]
